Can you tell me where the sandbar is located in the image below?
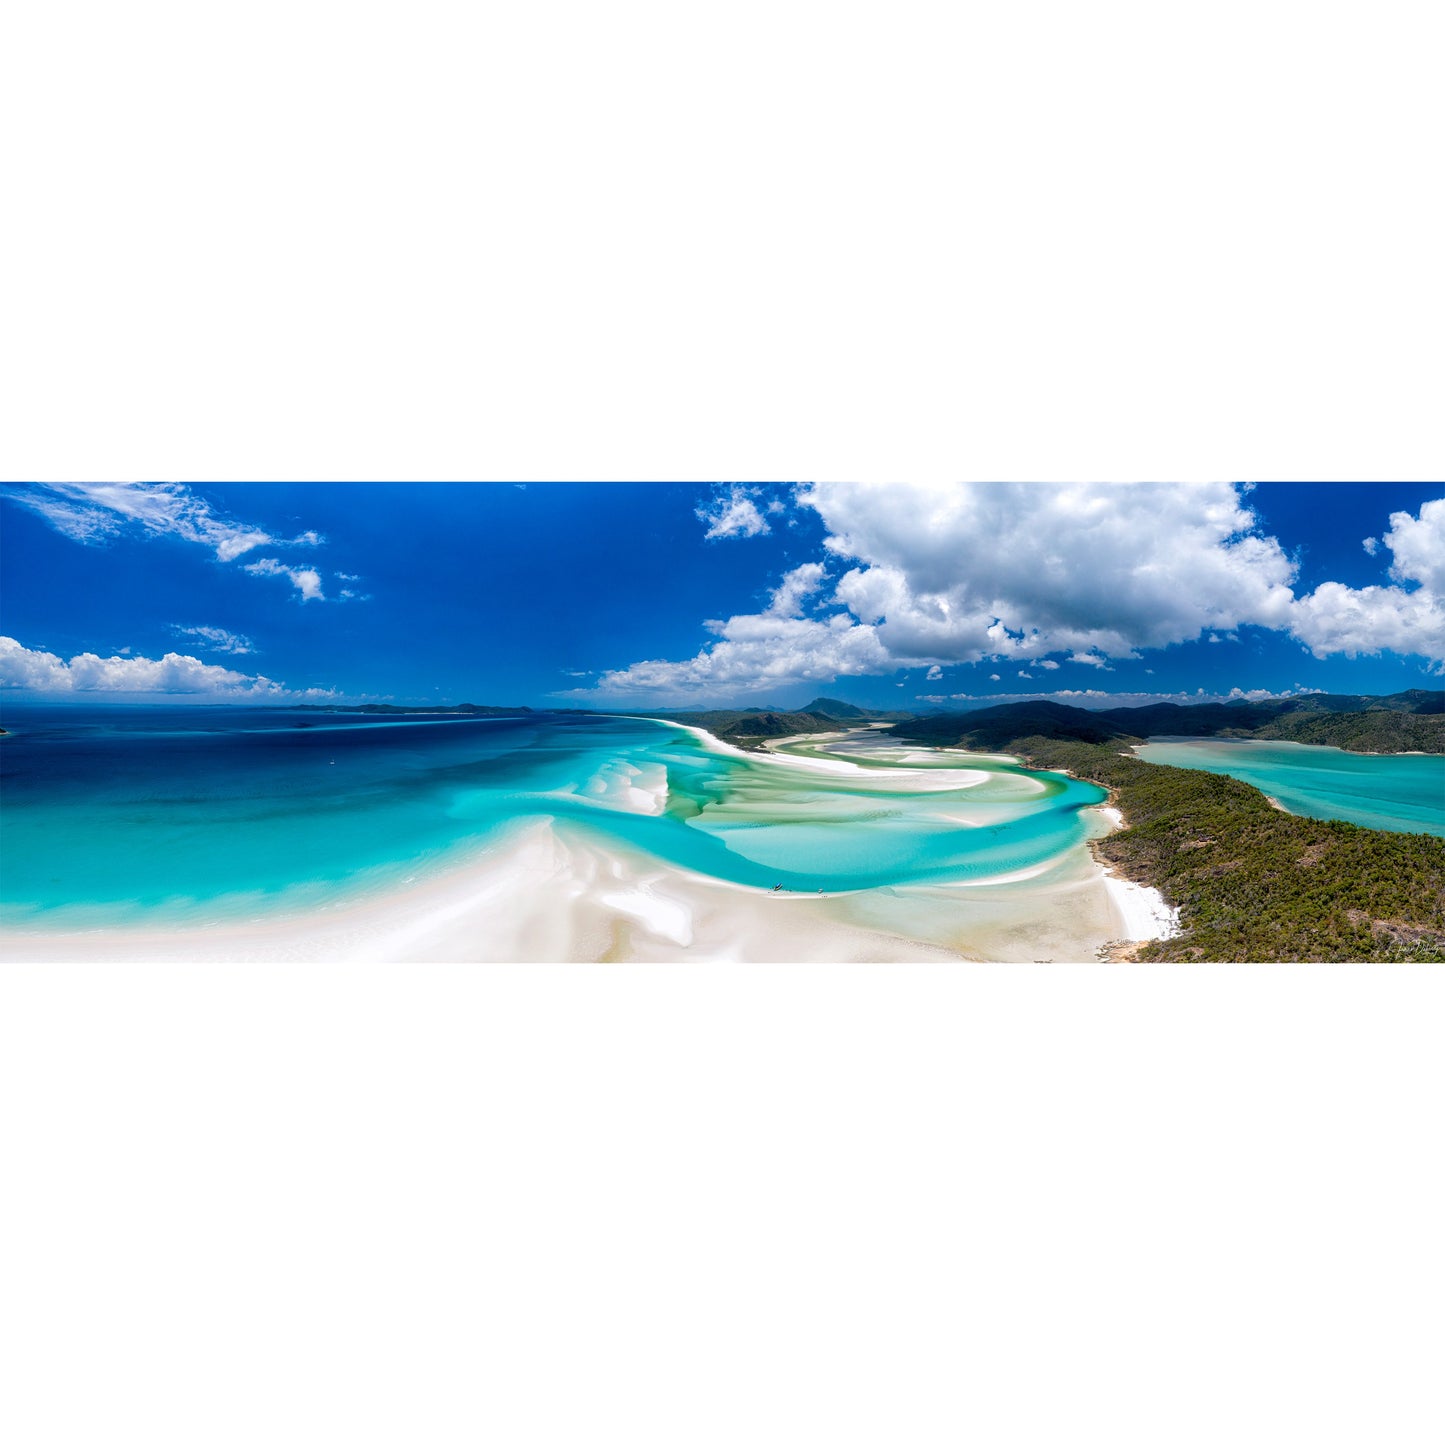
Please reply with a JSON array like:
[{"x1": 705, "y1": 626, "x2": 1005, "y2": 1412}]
[{"x1": 2, "y1": 726, "x2": 1181, "y2": 963}]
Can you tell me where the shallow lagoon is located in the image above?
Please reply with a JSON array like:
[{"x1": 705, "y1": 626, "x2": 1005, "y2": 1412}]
[
  {"x1": 0, "y1": 706, "x2": 1110, "y2": 930},
  {"x1": 1132, "y1": 737, "x2": 1445, "y2": 837}
]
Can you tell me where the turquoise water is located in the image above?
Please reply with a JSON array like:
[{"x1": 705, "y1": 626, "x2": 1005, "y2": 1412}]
[
  {"x1": 1133, "y1": 737, "x2": 1445, "y2": 836},
  {"x1": 0, "y1": 706, "x2": 1108, "y2": 931}
]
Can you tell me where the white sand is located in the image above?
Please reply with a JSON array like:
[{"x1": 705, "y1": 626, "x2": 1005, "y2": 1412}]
[
  {"x1": 1100, "y1": 872, "x2": 1181, "y2": 942},
  {"x1": 2, "y1": 726, "x2": 1182, "y2": 963},
  {"x1": 1090, "y1": 803, "x2": 1180, "y2": 943},
  {"x1": 0, "y1": 818, "x2": 975, "y2": 963}
]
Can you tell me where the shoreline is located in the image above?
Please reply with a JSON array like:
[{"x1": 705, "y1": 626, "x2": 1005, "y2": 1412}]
[{"x1": 2, "y1": 723, "x2": 1181, "y2": 963}]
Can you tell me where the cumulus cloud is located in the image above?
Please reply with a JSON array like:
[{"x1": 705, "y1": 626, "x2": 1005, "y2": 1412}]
[
  {"x1": 579, "y1": 611, "x2": 890, "y2": 702},
  {"x1": 1362, "y1": 537, "x2": 1379, "y2": 556},
  {"x1": 695, "y1": 485, "x2": 771, "y2": 540},
  {"x1": 805, "y1": 482, "x2": 1299, "y2": 663},
  {"x1": 767, "y1": 562, "x2": 827, "y2": 617},
  {"x1": 1382, "y1": 498, "x2": 1445, "y2": 593},
  {"x1": 170, "y1": 625, "x2": 256, "y2": 655},
  {"x1": 0, "y1": 636, "x2": 337, "y2": 701},
  {"x1": 1287, "y1": 498, "x2": 1445, "y2": 662},
  {"x1": 5, "y1": 482, "x2": 323, "y2": 563},
  {"x1": 583, "y1": 485, "x2": 1445, "y2": 701},
  {"x1": 925, "y1": 665, "x2": 943, "y2": 681},
  {"x1": 244, "y1": 557, "x2": 324, "y2": 601}
]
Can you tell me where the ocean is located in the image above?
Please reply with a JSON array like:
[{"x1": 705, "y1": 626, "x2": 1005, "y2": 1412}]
[
  {"x1": 0, "y1": 706, "x2": 1110, "y2": 932},
  {"x1": 1131, "y1": 737, "x2": 1445, "y2": 836}
]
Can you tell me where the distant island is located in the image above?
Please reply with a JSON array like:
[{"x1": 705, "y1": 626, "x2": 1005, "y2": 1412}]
[
  {"x1": 293, "y1": 702, "x2": 533, "y2": 717},
  {"x1": 891, "y1": 688, "x2": 1444, "y2": 755},
  {"x1": 288, "y1": 689, "x2": 1444, "y2": 755}
]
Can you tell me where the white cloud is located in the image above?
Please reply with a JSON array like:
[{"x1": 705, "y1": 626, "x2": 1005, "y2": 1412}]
[
  {"x1": 586, "y1": 485, "x2": 1445, "y2": 700},
  {"x1": 925, "y1": 664, "x2": 943, "y2": 680},
  {"x1": 578, "y1": 610, "x2": 890, "y2": 702},
  {"x1": 696, "y1": 485, "x2": 771, "y2": 540},
  {"x1": 1362, "y1": 537, "x2": 1379, "y2": 556},
  {"x1": 5, "y1": 482, "x2": 323, "y2": 563},
  {"x1": 1287, "y1": 498, "x2": 1445, "y2": 662},
  {"x1": 1288, "y1": 581, "x2": 1444, "y2": 661},
  {"x1": 1383, "y1": 497, "x2": 1445, "y2": 593},
  {"x1": 244, "y1": 557, "x2": 324, "y2": 601},
  {"x1": 806, "y1": 482, "x2": 1299, "y2": 663},
  {"x1": 170, "y1": 625, "x2": 256, "y2": 655},
  {"x1": 989, "y1": 673, "x2": 1000, "y2": 681},
  {"x1": 766, "y1": 562, "x2": 827, "y2": 617},
  {"x1": 1018, "y1": 671, "x2": 1032, "y2": 679},
  {"x1": 0, "y1": 636, "x2": 336, "y2": 701}
]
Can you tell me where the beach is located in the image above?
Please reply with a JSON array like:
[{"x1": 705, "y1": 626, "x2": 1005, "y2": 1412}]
[{"x1": 2, "y1": 722, "x2": 1179, "y2": 963}]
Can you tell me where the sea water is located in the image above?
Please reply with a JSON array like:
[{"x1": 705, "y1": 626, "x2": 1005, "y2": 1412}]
[
  {"x1": 0, "y1": 706, "x2": 1109, "y2": 931},
  {"x1": 1132, "y1": 737, "x2": 1445, "y2": 837}
]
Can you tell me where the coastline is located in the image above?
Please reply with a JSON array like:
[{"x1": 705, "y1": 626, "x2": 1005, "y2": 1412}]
[{"x1": 2, "y1": 723, "x2": 1181, "y2": 963}]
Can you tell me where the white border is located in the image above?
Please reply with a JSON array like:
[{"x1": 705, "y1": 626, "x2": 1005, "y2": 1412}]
[{"x1": 3, "y1": 3, "x2": 1443, "y2": 1441}]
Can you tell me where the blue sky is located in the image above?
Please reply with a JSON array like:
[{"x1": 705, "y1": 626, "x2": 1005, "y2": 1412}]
[{"x1": 1, "y1": 482, "x2": 1442, "y2": 712}]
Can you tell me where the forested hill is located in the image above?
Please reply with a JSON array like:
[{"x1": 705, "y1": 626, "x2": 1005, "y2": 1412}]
[
  {"x1": 1230, "y1": 709, "x2": 1443, "y2": 752},
  {"x1": 646, "y1": 708, "x2": 842, "y2": 748},
  {"x1": 801, "y1": 697, "x2": 916, "y2": 721},
  {"x1": 897, "y1": 700, "x2": 1141, "y2": 751},
  {"x1": 1011, "y1": 736, "x2": 1445, "y2": 962},
  {"x1": 894, "y1": 689, "x2": 1445, "y2": 754}
]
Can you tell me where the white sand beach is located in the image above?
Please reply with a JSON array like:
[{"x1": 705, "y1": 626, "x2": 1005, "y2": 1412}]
[{"x1": 2, "y1": 726, "x2": 1182, "y2": 963}]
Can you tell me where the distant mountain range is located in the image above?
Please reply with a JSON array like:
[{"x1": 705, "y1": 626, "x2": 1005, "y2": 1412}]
[
  {"x1": 288, "y1": 689, "x2": 1442, "y2": 754},
  {"x1": 894, "y1": 689, "x2": 1444, "y2": 754}
]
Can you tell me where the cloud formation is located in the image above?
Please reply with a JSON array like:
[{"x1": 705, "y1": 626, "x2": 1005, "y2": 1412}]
[
  {"x1": 170, "y1": 625, "x2": 256, "y2": 655},
  {"x1": 806, "y1": 482, "x2": 1299, "y2": 662},
  {"x1": 581, "y1": 485, "x2": 1445, "y2": 700},
  {"x1": 243, "y1": 557, "x2": 325, "y2": 601},
  {"x1": 6, "y1": 482, "x2": 322, "y2": 562},
  {"x1": 0, "y1": 636, "x2": 336, "y2": 700},
  {"x1": 1288, "y1": 498, "x2": 1445, "y2": 664},
  {"x1": 584, "y1": 610, "x2": 890, "y2": 698},
  {"x1": 695, "y1": 485, "x2": 772, "y2": 540}
]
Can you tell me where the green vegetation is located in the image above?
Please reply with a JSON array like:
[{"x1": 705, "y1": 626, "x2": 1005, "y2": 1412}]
[
  {"x1": 898, "y1": 689, "x2": 1443, "y2": 756},
  {"x1": 1001, "y1": 736, "x2": 1445, "y2": 962},
  {"x1": 1222, "y1": 710, "x2": 1444, "y2": 753},
  {"x1": 801, "y1": 696, "x2": 915, "y2": 722},
  {"x1": 900, "y1": 700, "x2": 1140, "y2": 750}
]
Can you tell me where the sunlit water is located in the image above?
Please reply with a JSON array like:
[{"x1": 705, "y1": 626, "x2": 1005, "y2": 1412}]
[
  {"x1": 1132, "y1": 737, "x2": 1445, "y2": 837},
  {"x1": 0, "y1": 707, "x2": 1110, "y2": 931}
]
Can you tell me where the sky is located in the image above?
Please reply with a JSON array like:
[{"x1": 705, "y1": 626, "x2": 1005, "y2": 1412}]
[{"x1": 1, "y1": 481, "x2": 1443, "y2": 713}]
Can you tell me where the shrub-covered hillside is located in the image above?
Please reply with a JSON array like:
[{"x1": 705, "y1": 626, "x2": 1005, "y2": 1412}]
[{"x1": 1012, "y1": 737, "x2": 1445, "y2": 963}]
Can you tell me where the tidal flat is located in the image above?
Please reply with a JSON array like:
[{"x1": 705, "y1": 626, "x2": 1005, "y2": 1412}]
[{"x1": 0, "y1": 706, "x2": 1174, "y2": 961}]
